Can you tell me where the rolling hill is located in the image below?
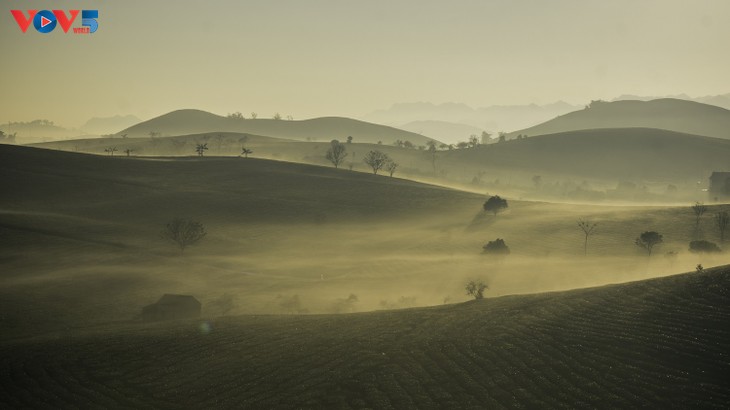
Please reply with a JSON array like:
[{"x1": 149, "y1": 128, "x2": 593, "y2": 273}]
[
  {"x1": 507, "y1": 99, "x2": 730, "y2": 140},
  {"x1": 115, "y1": 109, "x2": 439, "y2": 145},
  {"x1": 1, "y1": 265, "x2": 728, "y2": 408},
  {"x1": 443, "y1": 127, "x2": 730, "y2": 184}
]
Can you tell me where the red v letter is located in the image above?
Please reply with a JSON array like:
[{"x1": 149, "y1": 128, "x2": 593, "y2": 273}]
[
  {"x1": 10, "y1": 10, "x2": 38, "y2": 33},
  {"x1": 53, "y1": 10, "x2": 79, "y2": 33}
]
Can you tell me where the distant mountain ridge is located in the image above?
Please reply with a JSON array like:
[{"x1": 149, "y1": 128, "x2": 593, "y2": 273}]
[
  {"x1": 507, "y1": 99, "x2": 730, "y2": 140},
  {"x1": 82, "y1": 115, "x2": 141, "y2": 135},
  {"x1": 363, "y1": 101, "x2": 581, "y2": 134},
  {"x1": 117, "y1": 109, "x2": 440, "y2": 145}
]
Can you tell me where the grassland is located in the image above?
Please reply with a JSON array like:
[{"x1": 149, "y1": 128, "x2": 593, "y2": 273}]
[
  {"x1": 1, "y1": 143, "x2": 729, "y2": 407},
  {"x1": 1, "y1": 265, "x2": 728, "y2": 408}
]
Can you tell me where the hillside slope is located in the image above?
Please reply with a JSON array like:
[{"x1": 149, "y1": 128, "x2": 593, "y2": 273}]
[
  {"x1": 115, "y1": 109, "x2": 439, "y2": 145},
  {"x1": 1, "y1": 265, "x2": 728, "y2": 408},
  {"x1": 508, "y1": 99, "x2": 730, "y2": 140},
  {"x1": 443, "y1": 127, "x2": 730, "y2": 183}
]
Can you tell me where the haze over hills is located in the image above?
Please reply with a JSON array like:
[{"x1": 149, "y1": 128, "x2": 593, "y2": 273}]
[
  {"x1": 116, "y1": 109, "x2": 439, "y2": 146},
  {"x1": 81, "y1": 114, "x2": 142, "y2": 135},
  {"x1": 33, "y1": 126, "x2": 730, "y2": 201},
  {"x1": 397, "y1": 120, "x2": 486, "y2": 144},
  {"x1": 507, "y1": 99, "x2": 730, "y2": 140},
  {"x1": 362, "y1": 101, "x2": 582, "y2": 138}
]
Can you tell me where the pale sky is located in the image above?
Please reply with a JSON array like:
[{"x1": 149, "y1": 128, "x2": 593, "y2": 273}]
[{"x1": 1, "y1": 0, "x2": 729, "y2": 127}]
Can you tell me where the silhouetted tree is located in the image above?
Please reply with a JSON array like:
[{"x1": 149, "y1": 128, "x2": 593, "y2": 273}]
[
  {"x1": 465, "y1": 280, "x2": 488, "y2": 299},
  {"x1": 692, "y1": 202, "x2": 707, "y2": 230},
  {"x1": 532, "y1": 175, "x2": 542, "y2": 189},
  {"x1": 482, "y1": 238, "x2": 510, "y2": 255},
  {"x1": 227, "y1": 112, "x2": 244, "y2": 119},
  {"x1": 123, "y1": 148, "x2": 134, "y2": 157},
  {"x1": 148, "y1": 131, "x2": 160, "y2": 139},
  {"x1": 325, "y1": 140, "x2": 348, "y2": 168},
  {"x1": 427, "y1": 140, "x2": 437, "y2": 172},
  {"x1": 363, "y1": 150, "x2": 389, "y2": 174},
  {"x1": 716, "y1": 211, "x2": 728, "y2": 242},
  {"x1": 483, "y1": 195, "x2": 508, "y2": 215},
  {"x1": 161, "y1": 218, "x2": 206, "y2": 252},
  {"x1": 578, "y1": 219, "x2": 598, "y2": 256},
  {"x1": 104, "y1": 147, "x2": 118, "y2": 156},
  {"x1": 250, "y1": 112, "x2": 258, "y2": 119},
  {"x1": 240, "y1": 147, "x2": 253, "y2": 158},
  {"x1": 347, "y1": 136, "x2": 353, "y2": 144},
  {"x1": 689, "y1": 240, "x2": 722, "y2": 253},
  {"x1": 273, "y1": 113, "x2": 282, "y2": 120},
  {"x1": 468, "y1": 134, "x2": 479, "y2": 148},
  {"x1": 385, "y1": 160, "x2": 399, "y2": 177},
  {"x1": 195, "y1": 143, "x2": 208, "y2": 157},
  {"x1": 635, "y1": 231, "x2": 663, "y2": 256}
]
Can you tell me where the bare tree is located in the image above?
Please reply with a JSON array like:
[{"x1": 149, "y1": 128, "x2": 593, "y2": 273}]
[
  {"x1": 578, "y1": 219, "x2": 598, "y2": 256},
  {"x1": 692, "y1": 202, "x2": 707, "y2": 230},
  {"x1": 363, "y1": 150, "x2": 389, "y2": 174},
  {"x1": 465, "y1": 280, "x2": 488, "y2": 299},
  {"x1": 250, "y1": 112, "x2": 258, "y2": 119},
  {"x1": 325, "y1": 140, "x2": 348, "y2": 168},
  {"x1": 195, "y1": 143, "x2": 208, "y2": 157},
  {"x1": 468, "y1": 134, "x2": 479, "y2": 148},
  {"x1": 635, "y1": 231, "x2": 663, "y2": 256},
  {"x1": 717, "y1": 211, "x2": 729, "y2": 242},
  {"x1": 161, "y1": 218, "x2": 206, "y2": 252},
  {"x1": 123, "y1": 148, "x2": 134, "y2": 157},
  {"x1": 104, "y1": 147, "x2": 118, "y2": 156},
  {"x1": 385, "y1": 160, "x2": 399, "y2": 177}
]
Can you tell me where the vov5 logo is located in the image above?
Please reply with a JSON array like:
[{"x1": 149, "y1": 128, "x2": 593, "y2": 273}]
[{"x1": 11, "y1": 10, "x2": 99, "y2": 34}]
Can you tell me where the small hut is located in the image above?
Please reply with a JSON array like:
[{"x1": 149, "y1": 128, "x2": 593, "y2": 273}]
[{"x1": 142, "y1": 294, "x2": 201, "y2": 321}]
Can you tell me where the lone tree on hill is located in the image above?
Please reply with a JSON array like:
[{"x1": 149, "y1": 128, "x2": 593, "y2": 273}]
[
  {"x1": 692, "y1": 202, "x2": 707, "y2": 230},
  {"x1": 635, "y1": 231, "x2": 663, "y2": 256},
  {"x1": 483, "y1": 195, "x2": 508, "y2": 215},
  {"x1": 240, "y1": 147, "x2": 253, "y2": 158},
  {"x1": 717, "y1": 211, "x2": 729, "y2": 242},
  {"x1": 482, "y1": 238, "x2": 510, "y2": 255},
  {"x1": 363, "y1": 150, "x2": 389, "y2": 174},
  {"x1": 465, "y1": 280, "x2": 488, "y2": 300},
  {"x1": 578, "y1": 219, "x2": 598, "y2": 256},
  {"x1": 385, "y1": 160, "x2": 399, "y2": 177},
  {"x1": 162, "y1": 218, "x2": 207, "y2": 252},
  {"x1": 689, "y1": 240, "x2": 722, "y2": 254},
  {"x1": 325, "y1": 140, "x2": 348, "y2": 168},
  {"x1": 195, "y1": 143, "x2": 208, "y2": 157}
]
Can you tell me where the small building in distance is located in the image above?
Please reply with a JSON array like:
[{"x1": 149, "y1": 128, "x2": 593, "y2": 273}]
[
  {"x1": 709, "y1": 172, "x2": 730, "y2": 201},
  {"x1": 142, "y1": 294, "x2": 201, "y2": 321}
]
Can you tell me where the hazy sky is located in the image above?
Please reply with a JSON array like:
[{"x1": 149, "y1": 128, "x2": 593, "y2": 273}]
[{"x1": 1, "y1": 0, "x2": 729, "y2": 126}]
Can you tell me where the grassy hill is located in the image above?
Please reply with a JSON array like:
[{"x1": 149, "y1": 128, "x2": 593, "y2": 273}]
[
  {"x1": 508, "y1": 99, "x2": 730, "y2": 140},
  {"x1": 114, "y1": 109, "x2": 439, "y2": 145},
  {"x1": 2, "y1": 143, "x2": 728, "y2": 341},
  {"x1": 33, "y1": 126, "x2": 730, "y2": 202},
  {"x1": 1, "y1": 265, "x2": 728, "y2": 408},
  {"x1": 442, "y1": 127, "x2": 730, "y2": 185}
]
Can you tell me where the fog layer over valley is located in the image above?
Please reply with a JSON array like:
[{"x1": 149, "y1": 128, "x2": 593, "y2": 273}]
[{"x1": 1, "y1": 145, "x2": 727, "y2": 341}]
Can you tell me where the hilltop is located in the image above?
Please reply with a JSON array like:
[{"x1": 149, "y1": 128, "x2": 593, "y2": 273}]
[
  {"x1": 1, "y1": 265, "x2": 729, "y2": 408},
  {"x1": 507, "y1": 99, "x2": 730, "y2": 140},
  {"x1": 115, "y1": 109, "x2": 439, "y2": 145}
]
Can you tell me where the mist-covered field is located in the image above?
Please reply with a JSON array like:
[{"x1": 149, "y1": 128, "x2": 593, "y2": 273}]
[{"x1": 1, "y1": 142, "x2": 729, "y2": 407}]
